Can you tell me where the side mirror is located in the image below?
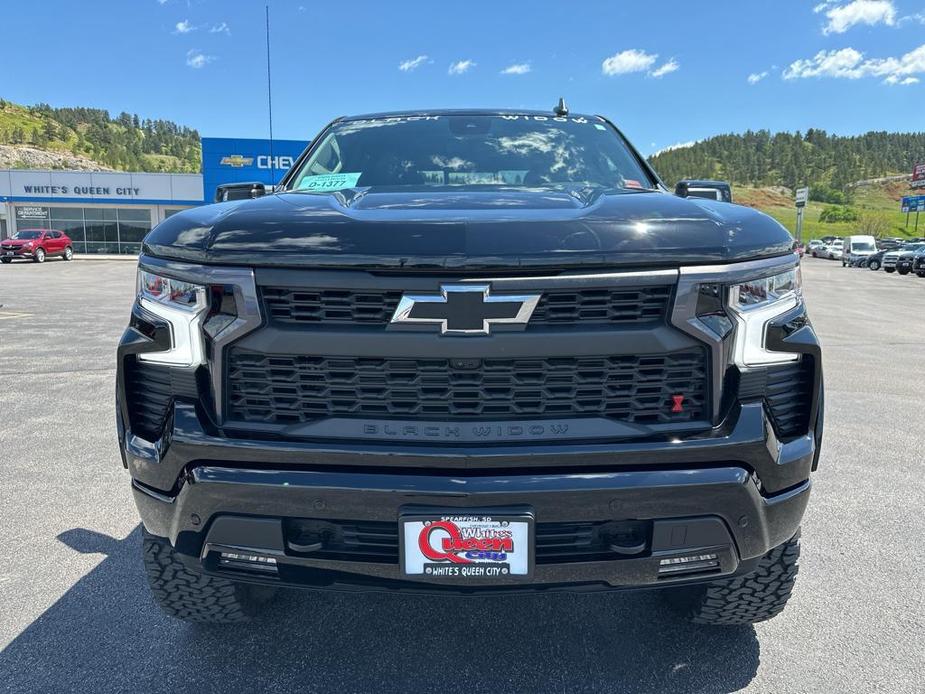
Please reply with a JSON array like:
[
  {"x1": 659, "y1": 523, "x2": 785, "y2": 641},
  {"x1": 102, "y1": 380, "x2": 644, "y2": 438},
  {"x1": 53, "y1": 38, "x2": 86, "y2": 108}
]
[
  {"x1": 214, "y1": 182, "x2": 267, "y2": 203},
  {"x1": 675, "y1": 181, "x2": 732, "y2": 203}
]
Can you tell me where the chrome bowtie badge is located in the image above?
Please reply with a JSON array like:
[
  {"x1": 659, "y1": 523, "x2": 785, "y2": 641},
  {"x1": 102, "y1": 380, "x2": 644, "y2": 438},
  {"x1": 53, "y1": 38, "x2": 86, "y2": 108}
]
[{"x1": 390, "y1": 284, "x2": 540, "y2": 335}]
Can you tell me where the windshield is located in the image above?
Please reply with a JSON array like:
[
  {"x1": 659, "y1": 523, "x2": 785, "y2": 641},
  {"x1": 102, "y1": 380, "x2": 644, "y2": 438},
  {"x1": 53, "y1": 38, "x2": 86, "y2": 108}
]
[
  {"x1": 852, "y1": 242, "x2": 875, "y2": 251},
  {"x1": 12, "y1": 230, "x2": 43, "y2": 240},
  {"x1": 288, "y1": 115, "x2": 655, "y2": 192}
]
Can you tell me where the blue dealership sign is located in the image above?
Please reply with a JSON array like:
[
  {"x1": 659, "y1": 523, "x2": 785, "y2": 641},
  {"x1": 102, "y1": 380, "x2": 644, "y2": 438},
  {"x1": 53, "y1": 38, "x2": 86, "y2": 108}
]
[
  {"x1": 901, "y1": 195, "x2": 925, "y2": 213},
  {"x1": 201, "y1": 137, "x2": 310, "y2": 202}
]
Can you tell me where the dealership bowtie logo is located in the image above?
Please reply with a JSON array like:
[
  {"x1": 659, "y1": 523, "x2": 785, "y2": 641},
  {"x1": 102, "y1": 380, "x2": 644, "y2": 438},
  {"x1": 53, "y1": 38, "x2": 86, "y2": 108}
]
[
  {"x1": 390, "y1": 284, "x2": 541, "y2": 335},
  {"x1": 220, "y1": 155, "x2": 254, "y2": 168}
]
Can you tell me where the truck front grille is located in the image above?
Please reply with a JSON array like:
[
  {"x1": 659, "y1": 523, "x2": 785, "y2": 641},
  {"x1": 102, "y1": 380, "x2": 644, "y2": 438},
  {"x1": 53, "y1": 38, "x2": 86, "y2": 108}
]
[
  {"x1": 260, "y1": 285, "x2": 673, "y2": 328},
  {"x1": 225, "y1": 348, "x2": 708, "y2": 425}
]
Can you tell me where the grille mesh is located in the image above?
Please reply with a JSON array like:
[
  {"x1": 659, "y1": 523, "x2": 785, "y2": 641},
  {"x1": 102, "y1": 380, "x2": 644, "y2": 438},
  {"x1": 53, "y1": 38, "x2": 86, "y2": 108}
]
[
  {"x1": 765, "y1": 359, "x2": 814, "y2": 438},
  {"x1": 262, "y1": 287, "x2": 403, "y2": 325},
  {"x1": 125, "y1": 361, "x2": 173, "y2": 440},
  {"x1": 226, "y1": 348, "x2": 708, "y2": 425},
  {"x1": 125, "y1": 361, "x2": 199, "y2": 440},
  {"x1": 260, "y1": 285, "x2": 672, "y2": 328}
]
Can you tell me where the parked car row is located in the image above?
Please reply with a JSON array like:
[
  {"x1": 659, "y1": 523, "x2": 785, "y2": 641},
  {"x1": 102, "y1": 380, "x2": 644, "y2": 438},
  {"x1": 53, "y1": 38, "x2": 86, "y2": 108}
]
[{"x1": 806, "y1": 234, "x2": 925, "y2": 277}]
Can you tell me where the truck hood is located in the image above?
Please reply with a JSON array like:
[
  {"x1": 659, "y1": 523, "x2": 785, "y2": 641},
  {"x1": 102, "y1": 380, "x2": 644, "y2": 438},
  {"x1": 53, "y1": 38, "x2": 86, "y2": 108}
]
[{"x1": 143, "y1": 186, "x2": 794, "y2": 269}]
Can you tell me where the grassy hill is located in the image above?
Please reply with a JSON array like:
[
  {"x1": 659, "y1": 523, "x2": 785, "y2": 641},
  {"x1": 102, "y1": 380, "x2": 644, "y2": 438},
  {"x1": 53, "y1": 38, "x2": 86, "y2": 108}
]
[
  {"x1": 0, "y1": 98, "x2": 200, "y2": 172},
  {"x1": 648, "y1": 128, "x2": 925, "y2": 240},
  {"x1": 735, "y1": 179, "x2": 920, "y2": 240}
]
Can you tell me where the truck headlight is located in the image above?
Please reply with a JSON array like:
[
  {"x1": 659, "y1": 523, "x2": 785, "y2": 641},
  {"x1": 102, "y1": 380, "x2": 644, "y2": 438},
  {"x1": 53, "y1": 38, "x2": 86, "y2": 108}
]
[
  {"x1": 136, "y1": 269, "x2": 207, "y2": 366},
  {"x1": 729, "y1": 268, "x2": 802, "y2": 366}
]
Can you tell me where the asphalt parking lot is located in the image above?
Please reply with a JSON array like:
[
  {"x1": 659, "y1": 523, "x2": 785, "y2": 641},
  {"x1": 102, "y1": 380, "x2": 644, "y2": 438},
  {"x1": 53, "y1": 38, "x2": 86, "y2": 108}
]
[{"x1": 0, "y1": 256, "x2": 923, "y2": 693}]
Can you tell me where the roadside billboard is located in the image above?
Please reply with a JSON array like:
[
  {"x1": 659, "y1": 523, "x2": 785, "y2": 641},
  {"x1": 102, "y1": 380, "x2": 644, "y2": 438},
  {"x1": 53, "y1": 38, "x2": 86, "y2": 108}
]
[
  {"x1": 201, "y1": 137, "x2": 310, "y2": 202},
  {"x1": 913, "y1": 163, "x2": 925, "y2": 189},
  {"x1": 901, "y1": 195, "x2": 925, "y2": 213}
]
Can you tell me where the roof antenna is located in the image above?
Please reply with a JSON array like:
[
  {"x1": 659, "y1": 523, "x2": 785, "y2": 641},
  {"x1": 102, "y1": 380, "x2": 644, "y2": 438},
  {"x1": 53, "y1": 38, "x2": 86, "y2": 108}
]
[{"x1": 553, "y1": 97, "x2": 569, "y2": 117}]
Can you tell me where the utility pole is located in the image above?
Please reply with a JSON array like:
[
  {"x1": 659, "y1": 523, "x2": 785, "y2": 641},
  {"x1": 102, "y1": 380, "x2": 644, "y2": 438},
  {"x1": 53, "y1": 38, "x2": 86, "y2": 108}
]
[
  {"x1": 794, "y1": 187, "x2": 809, "y2": 242},
  {"x1": 265, "y1": 4, "x2": 275, "y2": 187}
]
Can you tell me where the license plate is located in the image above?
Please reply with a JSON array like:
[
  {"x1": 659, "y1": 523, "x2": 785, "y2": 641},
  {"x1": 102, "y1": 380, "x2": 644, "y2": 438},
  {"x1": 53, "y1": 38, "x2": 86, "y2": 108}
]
[
  {"x1": 3, "y1": 251, "x2": 12, "y2": 256},
  {"x1": 400, "y1": 510, "x2": 533, "y2": 582}
]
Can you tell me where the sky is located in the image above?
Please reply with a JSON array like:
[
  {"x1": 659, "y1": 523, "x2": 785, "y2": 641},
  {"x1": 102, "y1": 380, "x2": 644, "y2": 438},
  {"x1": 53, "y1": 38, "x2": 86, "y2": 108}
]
[{"x1": 1, "y1": 0, "x2": 924, "y2": 155}]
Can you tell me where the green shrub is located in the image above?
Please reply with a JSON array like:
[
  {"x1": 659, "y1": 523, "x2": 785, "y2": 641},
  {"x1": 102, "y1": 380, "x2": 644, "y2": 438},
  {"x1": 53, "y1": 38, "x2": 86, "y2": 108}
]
[{"x1": 819, "y1": 205, "x2": 860, "y2": 223}]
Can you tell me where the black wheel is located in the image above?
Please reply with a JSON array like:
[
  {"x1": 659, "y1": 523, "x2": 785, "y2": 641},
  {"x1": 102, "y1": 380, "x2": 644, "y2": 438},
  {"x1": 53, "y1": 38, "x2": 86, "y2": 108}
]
[
  {"x1": 898, "y1": 267, "x2": 910, "y2": 275},
  {"x1": 664, "y1": 532, "x2": 800, "y2": 625},
  {"x1": 885, "y1": 268, "x2": 895, "y2": 273},
  {"x1": 1, "y1": 258, "x2": 11, "y2": 264},
  {"x1": 63, "y1": 246, "x2": 74, "y2": 261},
  {"x1": 142, "y1": 530, "x2": 276, "y2": 623},
  {"x1": 869, "y1": 260, "x2": 880, "y2": 271},
  {"x1": 33, "y1": 247, "x2": 46, "y2": 263},
  {"x1": 916, "y1": 271, "x2": 925, "y2": 278}
]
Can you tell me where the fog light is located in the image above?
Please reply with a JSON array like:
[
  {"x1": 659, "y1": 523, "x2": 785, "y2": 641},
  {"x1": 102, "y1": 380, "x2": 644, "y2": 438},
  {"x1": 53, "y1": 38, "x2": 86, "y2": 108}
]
[
  {"x1": 219, "y1": 551, "x2": 278, "y2": 573},
  {"x1": 658, "y1": 552, "x2": 719, "y2": 575}
]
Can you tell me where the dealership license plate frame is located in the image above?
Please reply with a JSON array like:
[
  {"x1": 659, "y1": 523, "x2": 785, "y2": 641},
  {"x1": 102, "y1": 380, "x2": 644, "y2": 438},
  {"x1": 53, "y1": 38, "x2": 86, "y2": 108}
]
[{"x1": 399, "y1": 507, "x2": 535, "y2": 584}]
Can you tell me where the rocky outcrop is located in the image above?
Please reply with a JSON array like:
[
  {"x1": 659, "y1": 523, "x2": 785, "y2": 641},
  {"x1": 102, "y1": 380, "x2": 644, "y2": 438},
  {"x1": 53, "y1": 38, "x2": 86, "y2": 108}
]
[{"x1": 0, "y1": 144, "x2": 112, "y2": 171}]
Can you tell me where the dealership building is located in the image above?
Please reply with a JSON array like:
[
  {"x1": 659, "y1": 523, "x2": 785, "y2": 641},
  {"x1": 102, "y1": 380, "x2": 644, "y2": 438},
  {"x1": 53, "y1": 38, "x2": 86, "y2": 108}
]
[{"x1": 0, "y1": 137, "x2": 308, "y2": 254}]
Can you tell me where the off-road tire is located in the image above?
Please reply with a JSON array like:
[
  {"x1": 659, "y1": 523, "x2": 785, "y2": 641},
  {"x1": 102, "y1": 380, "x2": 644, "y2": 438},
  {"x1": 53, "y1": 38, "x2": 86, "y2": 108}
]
[
  {"x1": 665, "y1": 532, "x2": 800, "y2": 625},
  {"x1": 898, "y1": 267, "x2": 910, "y2": 275},
  {"x1": 142, "y1": 531, "x2": 275, "y2": 623}
]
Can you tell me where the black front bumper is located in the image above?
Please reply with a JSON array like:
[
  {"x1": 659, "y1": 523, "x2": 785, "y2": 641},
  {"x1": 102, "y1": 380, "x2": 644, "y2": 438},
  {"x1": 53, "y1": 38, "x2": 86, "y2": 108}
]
[
  {"x1": 125, "y1": 396, "x2": 816, "y2": 593},
  {"x1": 135, "y1": 461, "x2": 809, "y2": 593}
]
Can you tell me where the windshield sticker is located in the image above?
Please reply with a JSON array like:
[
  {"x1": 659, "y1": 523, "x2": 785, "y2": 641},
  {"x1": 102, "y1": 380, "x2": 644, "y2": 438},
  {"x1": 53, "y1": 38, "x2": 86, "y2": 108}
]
[
  {"x1": 498, "y1": 115, "x2": 595, "y2": 124},
  {"x1": 297, "y1": 172, "x2": 362, "y2": 191}
]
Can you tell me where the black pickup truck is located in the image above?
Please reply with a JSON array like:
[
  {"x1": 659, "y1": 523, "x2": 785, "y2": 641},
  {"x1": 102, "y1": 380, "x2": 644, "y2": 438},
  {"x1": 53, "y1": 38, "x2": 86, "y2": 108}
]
[{"x1": 117, "y1": 108, "x2": 823, "y2": 625}]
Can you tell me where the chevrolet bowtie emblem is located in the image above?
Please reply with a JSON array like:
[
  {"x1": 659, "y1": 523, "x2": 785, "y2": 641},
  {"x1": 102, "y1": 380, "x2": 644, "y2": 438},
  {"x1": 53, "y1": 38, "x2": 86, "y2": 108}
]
[
  {"x1": 220, "y1": 155, "x2": 254, "y2": 168},
  {"x1": 390, "y1": 284, "x2": 541, "y2": 335}
]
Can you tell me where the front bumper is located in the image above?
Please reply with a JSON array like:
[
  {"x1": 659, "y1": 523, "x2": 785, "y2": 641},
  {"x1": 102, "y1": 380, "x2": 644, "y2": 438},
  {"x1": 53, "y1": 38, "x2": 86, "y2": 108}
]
[
  {"x1": 1, "y1": 249, "x2": 34, "y2": 259},
  {"x1": 126, "y1": 396, "x2": 817, "y2": 593},
  {"x1": 135, "y1": 460, "x2": 810, "y2": 593}
]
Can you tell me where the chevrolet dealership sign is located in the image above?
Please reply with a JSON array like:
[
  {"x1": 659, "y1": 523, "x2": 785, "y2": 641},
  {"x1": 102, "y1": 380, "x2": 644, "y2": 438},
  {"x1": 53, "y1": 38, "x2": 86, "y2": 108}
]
[{"x1": 202, "y1": 137, "x2": 309, "y2": 200}]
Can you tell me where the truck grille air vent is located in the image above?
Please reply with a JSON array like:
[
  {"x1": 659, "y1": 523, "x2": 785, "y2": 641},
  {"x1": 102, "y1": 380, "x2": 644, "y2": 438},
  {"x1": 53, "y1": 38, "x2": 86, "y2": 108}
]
[
  {"x1": 225, "y1": 348, "x2": 708, "y2": 425},
  {"x1": 260, "y1": 285, "x2": 673, "y2": 328},
  {"x1": 765, "y1": 359, "x2": 814, "y2": 438},
  {"x1": 738, "y1": 358, "x2": 814, "y2": 439},
  {"x1": 124, "y1": 360, "x2": 199, "y2": 441}
]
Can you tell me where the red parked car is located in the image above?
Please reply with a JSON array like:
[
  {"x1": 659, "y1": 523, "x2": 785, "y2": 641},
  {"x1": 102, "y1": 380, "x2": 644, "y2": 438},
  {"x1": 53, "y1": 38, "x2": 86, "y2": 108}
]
[{"x1": 0, "y1": 229, "x2": 74, "y2": 263}]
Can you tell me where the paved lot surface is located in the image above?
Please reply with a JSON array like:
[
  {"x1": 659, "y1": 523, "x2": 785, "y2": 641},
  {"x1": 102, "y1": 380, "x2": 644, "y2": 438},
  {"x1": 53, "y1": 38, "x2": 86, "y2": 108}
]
[{"x1": 0, "y1": 257, "x2": 923, "y2": 693}]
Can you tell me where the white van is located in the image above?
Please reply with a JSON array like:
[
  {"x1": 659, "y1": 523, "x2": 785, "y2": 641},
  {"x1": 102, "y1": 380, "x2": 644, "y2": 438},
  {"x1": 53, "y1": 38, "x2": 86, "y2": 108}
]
[{"x1": 842, "y1": 235, "x2": 877, "y2": 267}]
